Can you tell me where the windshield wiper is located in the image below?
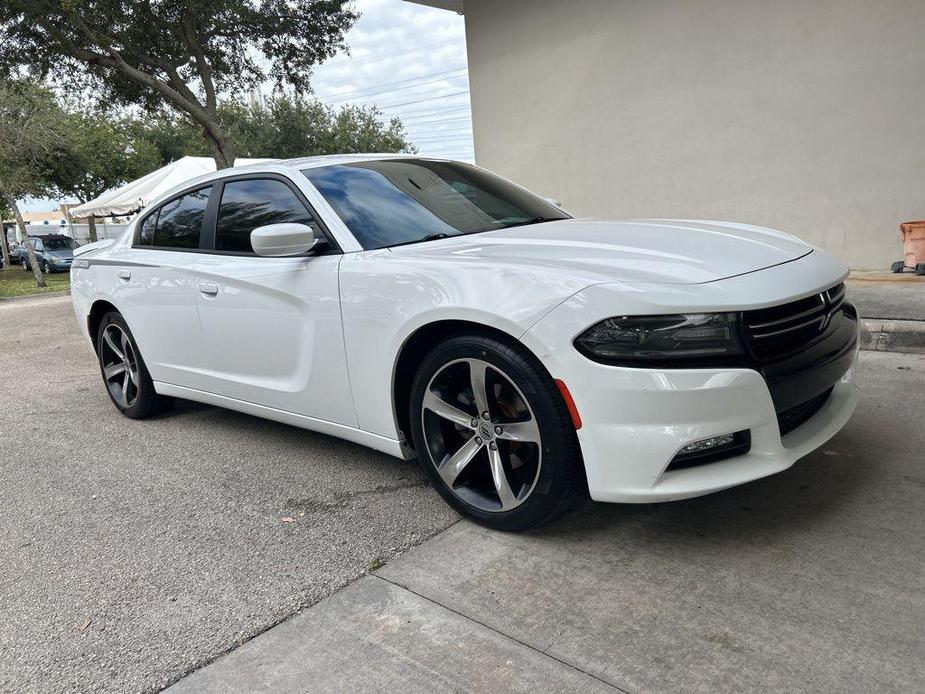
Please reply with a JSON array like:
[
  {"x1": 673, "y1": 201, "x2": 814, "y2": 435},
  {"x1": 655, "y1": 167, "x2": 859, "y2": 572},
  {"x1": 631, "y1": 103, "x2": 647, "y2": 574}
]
[
  {"x1": 389, "y1": 232, "x2": 455, "y2": 248},
  {"x1": 503, "y1": 216, "x2": 552, "y2": 229}
]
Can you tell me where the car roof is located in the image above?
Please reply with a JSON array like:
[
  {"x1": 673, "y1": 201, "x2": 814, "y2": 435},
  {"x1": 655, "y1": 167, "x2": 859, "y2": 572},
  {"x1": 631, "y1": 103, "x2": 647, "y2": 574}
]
[
  {"x1": 218, "y1": 153, "x2": 422, "y2": 175},
  {"x1": 142, "y1": 153, "x2": 459, "y2": 215},
  {"x1": 280, "y1": 153, "x2": 421, "y2": 170}
]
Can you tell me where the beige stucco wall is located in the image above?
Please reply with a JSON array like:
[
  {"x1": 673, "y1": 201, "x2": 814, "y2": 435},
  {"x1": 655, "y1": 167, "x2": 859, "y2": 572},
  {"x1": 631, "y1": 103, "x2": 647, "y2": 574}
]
[{"x1": 464, "y1": 0, "x2": 925, "y2": 269}]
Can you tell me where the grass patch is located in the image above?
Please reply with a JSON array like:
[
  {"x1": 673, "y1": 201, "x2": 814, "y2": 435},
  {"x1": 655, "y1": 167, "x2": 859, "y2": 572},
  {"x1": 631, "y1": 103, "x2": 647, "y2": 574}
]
[{"x1": 0, "y1": 266, "x2": 70, "y2": 298}]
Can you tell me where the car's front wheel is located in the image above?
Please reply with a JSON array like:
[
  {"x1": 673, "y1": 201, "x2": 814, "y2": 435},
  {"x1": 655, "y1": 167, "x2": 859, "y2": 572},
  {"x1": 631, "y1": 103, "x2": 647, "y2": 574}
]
[
  {"x1": 96, "y1": 311, "x2": 172, "y2": 419},
  {"x1": 409, "y1": 333, "x2": 584, "y2": 531}
]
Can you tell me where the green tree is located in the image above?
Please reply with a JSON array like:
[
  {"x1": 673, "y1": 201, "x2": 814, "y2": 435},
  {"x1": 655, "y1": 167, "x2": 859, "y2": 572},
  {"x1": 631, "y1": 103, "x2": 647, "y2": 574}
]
[
  {"x1": 328, "y1": 104, "x2": 413, "y2": 155},
  {"x1": 0, "y1": 80, "x2": 71, "y2": 287},
  {"x1": 53, "y1": 109, "x2": 162, "y2": 241},
  {"x1": 218, "y1": 95, "x2": 416, "y2": 159},
  {"x1": 0, "y1": 0, "x2": 358, "y2": 169},
  {"x1": 127, "y1": 112, "x2": 209, "y2": 166}
]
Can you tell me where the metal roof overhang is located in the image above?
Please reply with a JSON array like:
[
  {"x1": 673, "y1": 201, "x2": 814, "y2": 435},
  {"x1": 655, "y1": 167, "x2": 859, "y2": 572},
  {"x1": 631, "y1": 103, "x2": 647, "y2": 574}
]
[{"x1": 404, "y1": 0, "x2": 464, "y2": 13}]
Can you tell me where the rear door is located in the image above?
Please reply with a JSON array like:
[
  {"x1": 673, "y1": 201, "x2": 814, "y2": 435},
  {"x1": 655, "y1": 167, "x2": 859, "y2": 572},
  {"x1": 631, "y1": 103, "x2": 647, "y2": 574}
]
[
  {"x1": 110, "y1": 186, "x2": 211, "y2": 390},
  {"x1": 192, "y1": 175, "x2": 356, "y2": 426}
]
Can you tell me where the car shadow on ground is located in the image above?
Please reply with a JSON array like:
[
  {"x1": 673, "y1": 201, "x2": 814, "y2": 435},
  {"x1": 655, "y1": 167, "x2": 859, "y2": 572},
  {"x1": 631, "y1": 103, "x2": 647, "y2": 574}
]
[
  {"x1": 151, "y1": 395, "x2": 879, "y2": 545},
  {"x1": 532, "y1": 422, "x2": 877, "y2": 548},
  {"x1": 148, "y1": 396, "x2": 424, "y2": 474}
]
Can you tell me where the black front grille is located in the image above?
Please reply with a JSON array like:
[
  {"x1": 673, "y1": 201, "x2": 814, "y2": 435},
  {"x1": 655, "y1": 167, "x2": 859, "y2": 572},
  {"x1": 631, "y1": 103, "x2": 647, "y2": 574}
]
[
  {"x1": 776, "y1": 387, "x2": 833, "y2": 436},
  {"x1": 743, "y1": 283, "x2": 846, "y2": 362}
]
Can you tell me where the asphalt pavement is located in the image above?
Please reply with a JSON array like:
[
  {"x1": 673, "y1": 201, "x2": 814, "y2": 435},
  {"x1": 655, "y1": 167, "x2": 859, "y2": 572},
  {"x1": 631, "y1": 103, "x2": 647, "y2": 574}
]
[{"x1": 0, "y1": 296, "x2": 458, "y2": 693}]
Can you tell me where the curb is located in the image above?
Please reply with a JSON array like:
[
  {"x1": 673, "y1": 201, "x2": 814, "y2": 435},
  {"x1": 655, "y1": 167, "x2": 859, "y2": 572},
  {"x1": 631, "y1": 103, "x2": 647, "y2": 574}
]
[
  {"x1": 860, "y1": 318, "x2": 925, "y2": 355},
  {"x1": 0, "y1": 290, "x2": 70, "y2": 303}
]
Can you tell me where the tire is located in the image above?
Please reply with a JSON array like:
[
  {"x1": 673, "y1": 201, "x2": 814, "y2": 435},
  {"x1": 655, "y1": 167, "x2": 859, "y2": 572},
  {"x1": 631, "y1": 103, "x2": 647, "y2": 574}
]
[
  {"x1": 22, "y1": 259, "x2": 29, "y2": 271},
  {"x1": 916, "y1": 263, "x2": 925, "y2": 277},
  {"x1": 41, "y1": 260, "x2": 50, "y2": 274},
  {"x1": 96, "y1": 311, "x2": 173, "y2": 419},
  {"x1": 891, "y1": 261, "x2": 905, "y2": 274},
  {"x1": 409, "y1": 332, "x2": 584, "y2": 531}
]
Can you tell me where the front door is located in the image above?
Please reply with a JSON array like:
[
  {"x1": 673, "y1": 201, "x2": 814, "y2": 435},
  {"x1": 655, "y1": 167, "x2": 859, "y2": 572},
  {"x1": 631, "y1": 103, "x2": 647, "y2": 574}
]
[{"x1": 192, "y1": 176, "x2": 356, "y2": 427}]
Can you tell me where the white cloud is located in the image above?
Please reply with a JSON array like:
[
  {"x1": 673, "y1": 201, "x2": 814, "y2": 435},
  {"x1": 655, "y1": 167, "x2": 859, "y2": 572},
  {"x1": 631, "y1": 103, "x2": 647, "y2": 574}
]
[{"x1": 310, "y1": 0, "x2": 472, "y2": 160}]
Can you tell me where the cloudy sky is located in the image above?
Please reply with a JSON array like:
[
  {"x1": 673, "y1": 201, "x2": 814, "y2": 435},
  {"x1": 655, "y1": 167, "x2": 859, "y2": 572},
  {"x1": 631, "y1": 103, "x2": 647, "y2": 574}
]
[
  {"x1": 25, "y1": 0, "x2": 470, "y2": 212},
  {"x1": 311, "y1": 0, "x2": 472, "y2": 161}
]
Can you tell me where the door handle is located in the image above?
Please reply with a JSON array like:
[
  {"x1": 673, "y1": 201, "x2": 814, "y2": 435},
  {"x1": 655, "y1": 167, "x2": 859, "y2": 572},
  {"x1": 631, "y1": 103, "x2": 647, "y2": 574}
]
[
  {"x1": 118, "y1": 270, "x2": 131, "y2": 280},
  {"x1": 198, "y1": 282, "x2": 219, "y2": 296}
]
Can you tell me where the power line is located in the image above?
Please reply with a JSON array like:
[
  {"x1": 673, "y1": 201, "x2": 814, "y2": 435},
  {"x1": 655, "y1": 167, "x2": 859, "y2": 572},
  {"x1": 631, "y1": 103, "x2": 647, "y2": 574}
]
[
  {"x1": 409, "y1": 130, "x2": 473, "y2": 140},
  {"x1": 392, "y1": 109, "x2": 472, "y2": 123},
  {"x1": 408, "y1": 131, "x2": 473, "y2": 140},
  {"x1": 418, "y1": 143, "x2": 475, "y2": 150},
  {"x1": 324, "y1": 77, "x2": 469, "y2": 106},
  {"x1": 416, "y1": 145, "x2": 475, "y2": 152},
  {"x1": 401, "y1": 115, "x2": 471, "y2": 126},
  {"x1": 405, "y1": 123, "x2": 472, "y2": 132},
  {"x1": 377, "y1": 90, "x2": 470, "y2": 110},
  {"x1": 319, "y1": 37, "x2": 466, "y2": 69},
  {"x1": 376, "y1": 103, "x2": 472, "y2": 119},
  {"x1": 411, "y1": 138, "x2": 474, "y2": 146},
  {"x1": 316, "y1": 68, "x2": 468, "y2": 103}
]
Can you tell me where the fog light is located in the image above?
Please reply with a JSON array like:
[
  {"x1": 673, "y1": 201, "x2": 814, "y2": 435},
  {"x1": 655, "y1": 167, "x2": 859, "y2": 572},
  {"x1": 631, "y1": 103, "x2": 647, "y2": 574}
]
[
  {"x1": 679, "y1": 434, "x2": 736, "y2": 455},
  {"x1": 667, "y1": 430, "x2": 751, "y2": 471}
]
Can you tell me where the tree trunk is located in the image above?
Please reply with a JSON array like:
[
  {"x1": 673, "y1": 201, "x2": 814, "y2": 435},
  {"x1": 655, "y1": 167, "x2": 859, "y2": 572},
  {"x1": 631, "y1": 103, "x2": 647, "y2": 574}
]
[
  {"x1": 0, "y1": 223, "x2": 9, "y2": 269},
  {"x1": 204, "y1": 126, "x2": 236, "y2": 170},
  {"x1": 88, "y1": 217, "x2": 98, "y2": 243},
  {"x1": 7, "y1": 196, "x2": 46, "y2": 288}
]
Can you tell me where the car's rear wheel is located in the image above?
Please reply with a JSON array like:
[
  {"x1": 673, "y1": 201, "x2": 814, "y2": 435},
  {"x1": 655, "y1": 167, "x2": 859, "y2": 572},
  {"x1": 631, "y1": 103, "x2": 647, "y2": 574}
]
[
  {"x1": 409, "y1": 333, "x2": 584, "y2": 531},
  {"x1": 97, "y1": 312, "x2": 172, "y2": 419}
]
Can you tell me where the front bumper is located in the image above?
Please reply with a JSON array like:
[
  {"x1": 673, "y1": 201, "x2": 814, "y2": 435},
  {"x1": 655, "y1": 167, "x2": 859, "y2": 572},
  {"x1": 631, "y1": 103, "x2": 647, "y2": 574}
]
[{"x1": 567, "y1": 350, "x2": 859, "y2": 503}]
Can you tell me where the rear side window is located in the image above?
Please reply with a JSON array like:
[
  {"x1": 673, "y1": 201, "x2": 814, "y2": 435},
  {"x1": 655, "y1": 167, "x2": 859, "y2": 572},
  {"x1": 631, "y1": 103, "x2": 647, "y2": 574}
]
[
  {"x1": 149, "y1": 187, "x2": 211, "y2": 249},
  {"x1": 137, "y1": 212, "x2": 157, "y2": 245},
  {"x1": 215, "y1": 178, "x2": 315, "y2": 253}
]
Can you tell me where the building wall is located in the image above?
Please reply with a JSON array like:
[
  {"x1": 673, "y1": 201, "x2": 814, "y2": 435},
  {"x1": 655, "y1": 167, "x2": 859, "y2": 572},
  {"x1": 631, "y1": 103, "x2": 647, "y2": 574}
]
[{"x1": 464, "y1": 0, "x2": 925, "y2": 269}]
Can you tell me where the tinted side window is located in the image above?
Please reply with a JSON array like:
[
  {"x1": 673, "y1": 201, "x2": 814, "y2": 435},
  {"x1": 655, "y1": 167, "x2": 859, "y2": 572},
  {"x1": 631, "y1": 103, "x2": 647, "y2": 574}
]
[
  {"x1": 137, "y1": 212, "x2": 157, "y2": 245},
  {"x1": 216, "y1": 179, "x2": 315, "y2": 253},
  {"x1": 153, "y1": 187, "x2": 210, "y2": 249}
]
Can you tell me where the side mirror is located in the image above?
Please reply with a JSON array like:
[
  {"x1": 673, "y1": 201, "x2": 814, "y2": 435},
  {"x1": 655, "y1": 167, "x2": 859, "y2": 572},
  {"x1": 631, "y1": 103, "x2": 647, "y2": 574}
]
[
  {"x1": 251, "y1": 223, "x2": 318, "y2": 257},
  {"x1": 542, "y1": 196, "x2": 562, "y2": 208}
]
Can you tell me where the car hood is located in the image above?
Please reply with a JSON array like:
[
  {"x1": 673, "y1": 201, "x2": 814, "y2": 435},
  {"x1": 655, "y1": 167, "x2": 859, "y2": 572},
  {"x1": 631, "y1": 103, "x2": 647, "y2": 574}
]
[
  {"x1": 388, "y1": 218, "x2": 813, "y2": 285},
  {"x1": 45, "y1": 250, "x2": 74, "y2": 260}
]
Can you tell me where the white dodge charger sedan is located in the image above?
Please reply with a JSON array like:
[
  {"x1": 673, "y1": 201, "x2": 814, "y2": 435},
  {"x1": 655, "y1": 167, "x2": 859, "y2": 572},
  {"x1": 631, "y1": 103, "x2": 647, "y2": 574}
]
[{"x1": 71, "y1": 155, "x2": 860, "y2": 530}]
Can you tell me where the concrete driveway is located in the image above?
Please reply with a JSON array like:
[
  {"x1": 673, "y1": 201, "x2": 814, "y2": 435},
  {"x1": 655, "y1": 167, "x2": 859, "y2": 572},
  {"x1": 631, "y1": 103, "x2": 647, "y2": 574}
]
[
  {"x1": 171, "y1": 352, "x2": 925, "y2": 693},
  {"x1": 2, "y1": 295, "x2": 924, "y2": 693}
]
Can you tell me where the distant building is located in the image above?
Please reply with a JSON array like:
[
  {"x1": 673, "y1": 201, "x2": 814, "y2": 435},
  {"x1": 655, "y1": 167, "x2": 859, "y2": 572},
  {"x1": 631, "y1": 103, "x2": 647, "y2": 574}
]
[{"x1": 409, "y1": 0, "x2": 925, "y2": 269}]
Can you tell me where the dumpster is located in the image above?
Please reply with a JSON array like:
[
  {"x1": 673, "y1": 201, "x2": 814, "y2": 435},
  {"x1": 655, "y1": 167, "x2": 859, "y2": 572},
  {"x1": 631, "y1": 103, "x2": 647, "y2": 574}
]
[{"x1": 891, "y1": 221, "x2": 925, "y2": 275}]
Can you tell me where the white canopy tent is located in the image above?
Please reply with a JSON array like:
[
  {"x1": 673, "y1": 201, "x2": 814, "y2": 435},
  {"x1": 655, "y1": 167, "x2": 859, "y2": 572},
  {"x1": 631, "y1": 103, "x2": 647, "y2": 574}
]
[{"x1": 69, "y1": 156, "x2": 272, "y2": 219}]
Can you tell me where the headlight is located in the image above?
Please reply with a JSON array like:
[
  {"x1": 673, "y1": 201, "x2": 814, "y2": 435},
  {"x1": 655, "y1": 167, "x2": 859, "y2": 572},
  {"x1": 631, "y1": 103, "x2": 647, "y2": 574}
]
[{"x1": 574, "y1": 313, "x2": 743, "y2": 363}]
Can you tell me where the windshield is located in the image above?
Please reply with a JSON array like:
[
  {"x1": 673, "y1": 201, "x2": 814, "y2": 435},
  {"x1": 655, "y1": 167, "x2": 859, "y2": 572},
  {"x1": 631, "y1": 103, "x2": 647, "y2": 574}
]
[
  {"x1": 42, "y1": 237, "x2": 75, "y2": 251},
  {"x1": 302, "y1": 159, "x2": 569, "y2": 250}
]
